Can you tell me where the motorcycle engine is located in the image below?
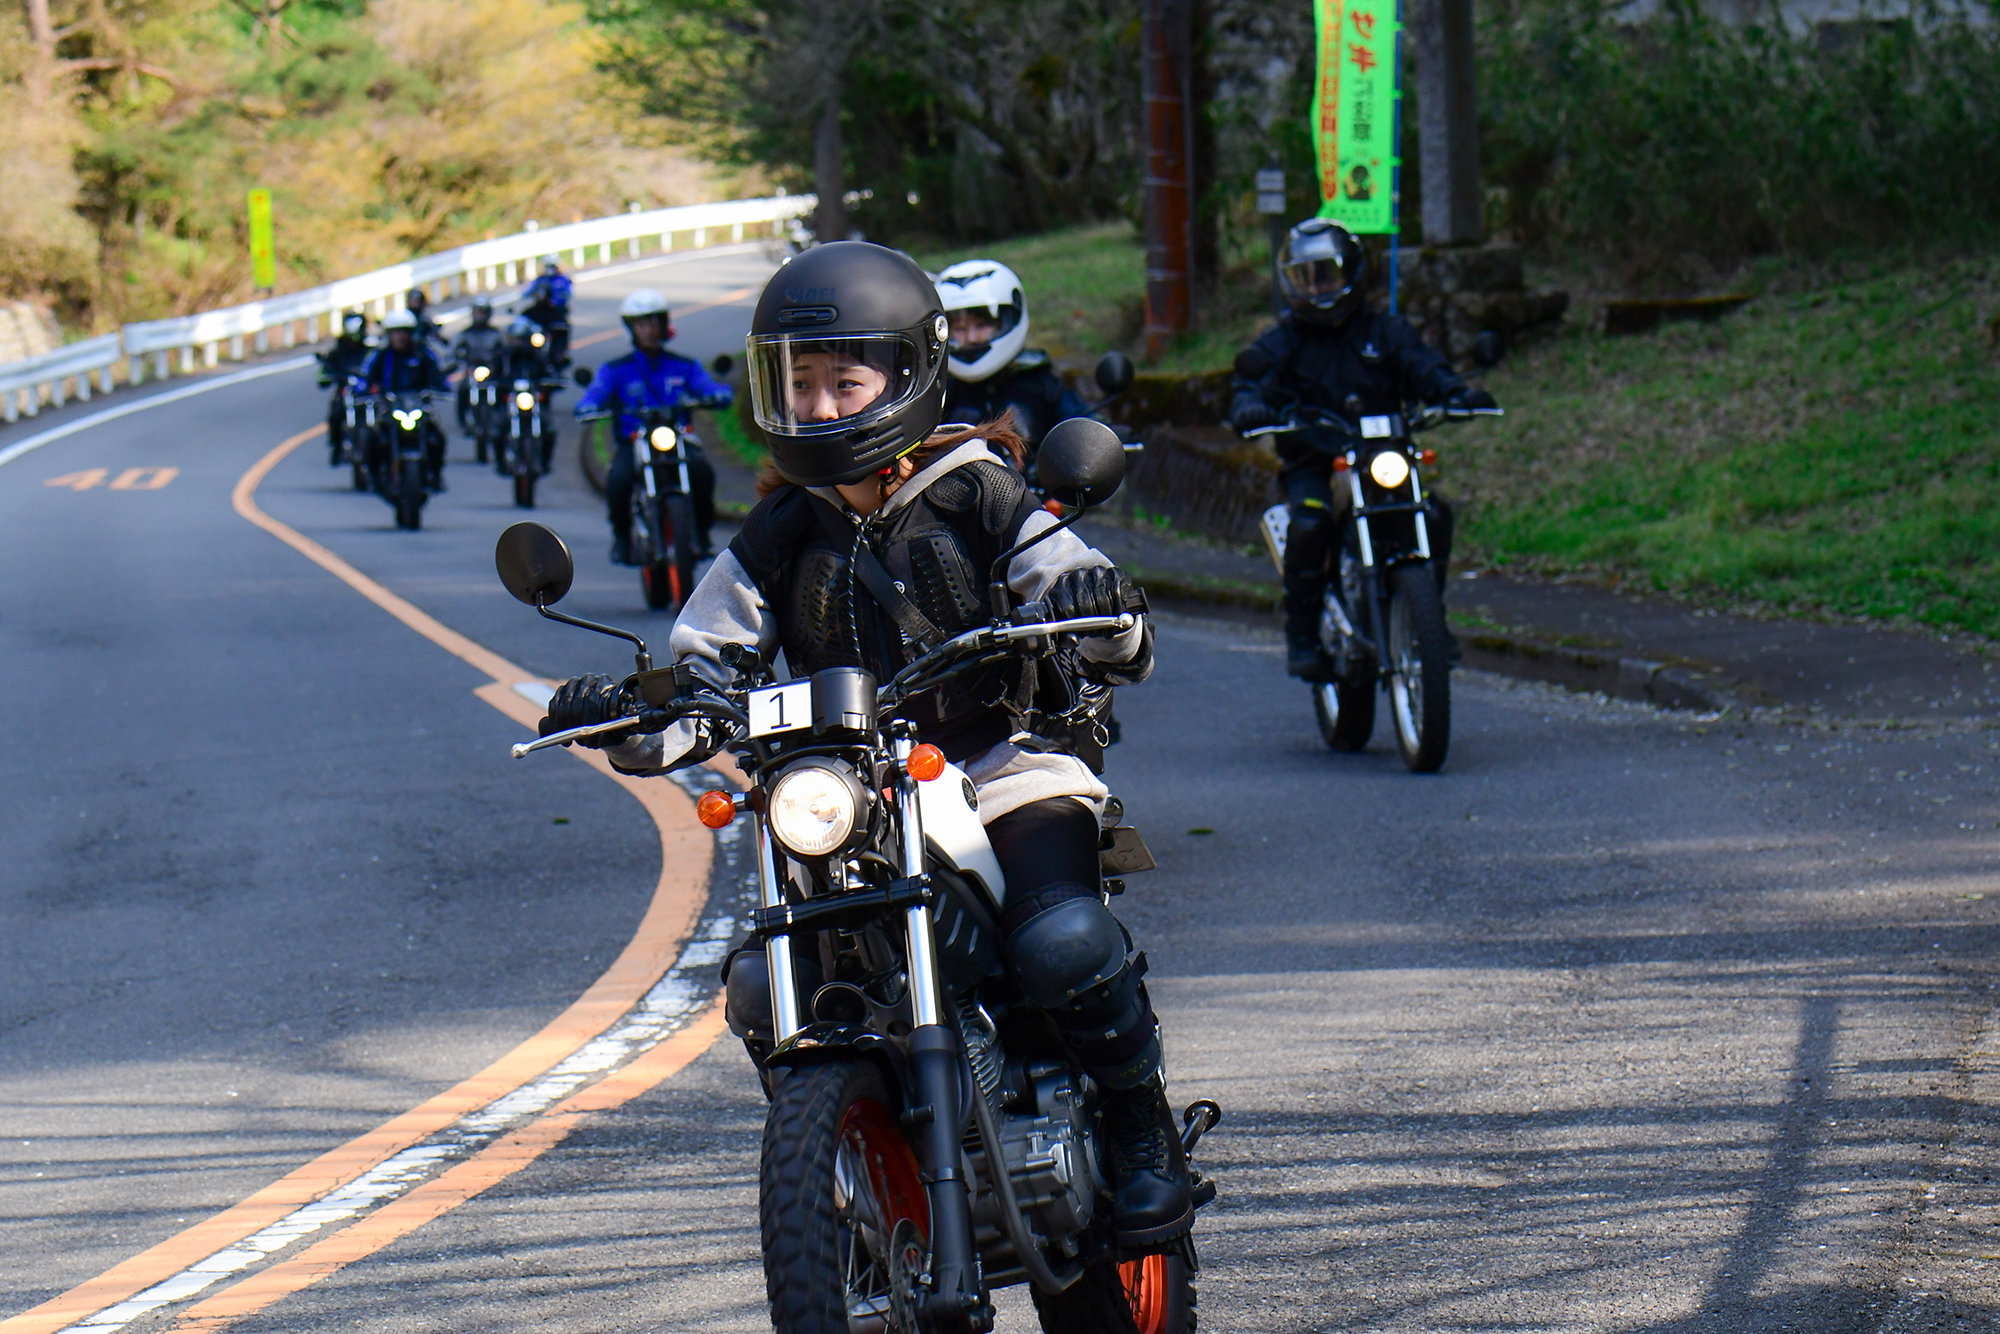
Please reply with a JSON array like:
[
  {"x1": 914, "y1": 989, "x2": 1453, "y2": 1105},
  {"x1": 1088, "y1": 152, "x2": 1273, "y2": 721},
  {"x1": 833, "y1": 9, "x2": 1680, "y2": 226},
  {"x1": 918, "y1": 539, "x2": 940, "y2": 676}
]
[{"x1": 971, "y1": 1060, "x2": 1102, "y2": 1260}]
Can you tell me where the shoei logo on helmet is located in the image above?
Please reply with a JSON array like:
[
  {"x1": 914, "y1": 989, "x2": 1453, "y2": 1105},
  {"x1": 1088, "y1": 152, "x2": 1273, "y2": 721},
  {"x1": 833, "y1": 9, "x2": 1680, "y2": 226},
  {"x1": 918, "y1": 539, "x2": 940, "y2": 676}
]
[
  {"x1": 784, "y1": 286, "x2": 836, "y2": 303},
  {"x1": 777, "y1": 306, "x2": 838, "y2": 327}
]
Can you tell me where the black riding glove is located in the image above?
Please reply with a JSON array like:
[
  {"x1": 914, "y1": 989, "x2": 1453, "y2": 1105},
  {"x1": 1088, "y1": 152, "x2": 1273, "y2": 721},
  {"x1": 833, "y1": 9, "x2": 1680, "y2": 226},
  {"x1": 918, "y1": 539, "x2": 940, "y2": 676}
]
[
  {"x1": 1229, "y1": 400, "x2": 1280, "y2": 434},
  {"x1": 539, "y1": 673, "x2": 631, "y2": 748},
  {"x1": 1046, "y1": 566, "x2": 1146, "y2": 624},
  {"x1": 1445, "y1": 386, "x2": 1499, "y2": 414}
]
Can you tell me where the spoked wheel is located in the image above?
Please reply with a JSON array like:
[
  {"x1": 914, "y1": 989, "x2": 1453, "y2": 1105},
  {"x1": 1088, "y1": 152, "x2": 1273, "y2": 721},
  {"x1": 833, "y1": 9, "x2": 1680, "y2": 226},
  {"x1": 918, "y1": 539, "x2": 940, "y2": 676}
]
[
  {"x1": 761, "y1": 1060, "x2": 929, "y2": 1334},
  {"x1": 1311, "y1": 678, "x2": 1375, "y2": 752},
  {"x1": 1387, "y1": 563, "x2": 1451, "y2": 772},
  {"x1": 1033, "y1": 1248, "x2": 1197, "y2": 1334}
]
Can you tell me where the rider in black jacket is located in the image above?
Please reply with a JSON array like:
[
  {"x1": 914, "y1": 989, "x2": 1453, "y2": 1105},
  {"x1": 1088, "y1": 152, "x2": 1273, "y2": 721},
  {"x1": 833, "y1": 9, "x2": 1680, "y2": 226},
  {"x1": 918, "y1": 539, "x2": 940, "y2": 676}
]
[
  {"x1": 1230, "y1": 219, "x2": 1493, "y2": 677},
  {"x1": 317, "y1": 312, "x2": 372, "y2": 465},
  {"x1": 452, "y1": 298, "x2": 506, "y2": 442}
]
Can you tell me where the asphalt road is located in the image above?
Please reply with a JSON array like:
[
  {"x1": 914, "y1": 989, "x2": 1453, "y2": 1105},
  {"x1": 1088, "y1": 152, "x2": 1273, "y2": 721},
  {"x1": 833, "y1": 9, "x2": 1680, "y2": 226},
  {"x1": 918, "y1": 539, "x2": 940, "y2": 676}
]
[{"x1": 4, "y1": 243, "x2": 2000, "y2": 1333}]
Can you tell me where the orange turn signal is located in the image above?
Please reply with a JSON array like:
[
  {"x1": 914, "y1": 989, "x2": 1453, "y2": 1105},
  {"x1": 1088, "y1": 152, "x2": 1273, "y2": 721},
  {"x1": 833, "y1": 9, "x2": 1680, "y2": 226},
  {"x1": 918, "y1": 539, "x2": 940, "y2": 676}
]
[
  {"x1": 697, "y1": 789, "x2": 737, "y2": 829},
  {"x1": 1418, "y1": 448, "x2": 1437, "y2": 466},
  {"x1": 1043, "y1": 498, "x2": 1065, "y2": 517},
  {"x1": 1332, "y1": 456, "x2": 1351, "y2": 472},
  {"x1": 907, "y1": 743, "x2": 947, "y2": 782}
]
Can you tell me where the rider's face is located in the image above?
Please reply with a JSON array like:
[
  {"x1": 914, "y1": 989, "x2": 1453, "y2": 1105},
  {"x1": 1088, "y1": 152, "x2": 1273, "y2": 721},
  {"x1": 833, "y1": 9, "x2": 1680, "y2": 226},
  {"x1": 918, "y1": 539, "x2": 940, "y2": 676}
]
[
  {"x1": 786, "y1": 352, "x2": 890, "y2": 424},
  {"x1": 387, "y1": 329, "x2": 413, "y2": 352},
  {"x1": 629, "y1": 315, "x2": 665, "y2": 351},
  {"x1": 948, "y1": 310, "x2": 1000, "y2": 352}
]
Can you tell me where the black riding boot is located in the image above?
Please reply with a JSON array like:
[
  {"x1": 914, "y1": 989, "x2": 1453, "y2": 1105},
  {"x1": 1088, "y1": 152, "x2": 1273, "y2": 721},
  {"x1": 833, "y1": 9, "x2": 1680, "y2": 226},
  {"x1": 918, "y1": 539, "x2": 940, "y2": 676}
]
[
  {"x1": 1099, "y1": 1073, "x2": 1194, "y2": 1248},
  {"x1": 1281, "y1": 569, "x2": 1326, "y2": 678}
]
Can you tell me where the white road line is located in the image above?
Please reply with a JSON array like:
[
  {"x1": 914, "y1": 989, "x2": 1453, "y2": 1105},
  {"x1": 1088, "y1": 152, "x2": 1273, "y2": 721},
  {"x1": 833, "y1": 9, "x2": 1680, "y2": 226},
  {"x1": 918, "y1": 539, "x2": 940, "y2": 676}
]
[
  {"x1": 58, "y1": 770, "x2": 747, "y2": 1333},
  {"x1": 0, "y1": 356, "x2": 317, "y2": 471}
]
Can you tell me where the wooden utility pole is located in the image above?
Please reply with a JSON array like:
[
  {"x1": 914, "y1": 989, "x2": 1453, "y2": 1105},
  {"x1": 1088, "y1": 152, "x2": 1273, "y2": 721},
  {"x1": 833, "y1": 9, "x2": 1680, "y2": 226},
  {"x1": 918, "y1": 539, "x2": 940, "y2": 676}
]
[
  {"x1": 1141, "y1": 0, "x2": 1193, "y2": 358},
  {"x1": 1413, "y1": 0, "x2": 1483, "y2": 246}
]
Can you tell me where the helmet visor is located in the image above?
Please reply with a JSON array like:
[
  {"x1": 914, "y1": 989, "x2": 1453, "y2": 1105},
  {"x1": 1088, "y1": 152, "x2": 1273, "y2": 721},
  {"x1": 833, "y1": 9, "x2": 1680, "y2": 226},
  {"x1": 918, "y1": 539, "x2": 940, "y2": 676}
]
[
  {"x1": 1279, "y1": 254, "x2": 1352, "y2": 309},
  {"x1": 747, "y1": 333, "x2": 930, "y2": 435}
]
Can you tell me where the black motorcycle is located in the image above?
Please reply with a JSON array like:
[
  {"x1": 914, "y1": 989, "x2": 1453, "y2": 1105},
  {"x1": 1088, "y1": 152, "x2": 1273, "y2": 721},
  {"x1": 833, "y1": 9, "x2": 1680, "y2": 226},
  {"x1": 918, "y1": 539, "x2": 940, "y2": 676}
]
[
  {"x1": 499, "y1": 374, "x2": 561, "y2": 509},
  {"x1": 496, "y1": 420, "x2": 1216, "y2": 1334},
  {"x1": 1241, "y1": 379, "x2": 1500, "y2": 772},
  {"x1": 464, "y1": 361, "x2": 504, "y2": 465},
  {"x1": 371, "y1": 390, "x2": 440, "y2": 531}
]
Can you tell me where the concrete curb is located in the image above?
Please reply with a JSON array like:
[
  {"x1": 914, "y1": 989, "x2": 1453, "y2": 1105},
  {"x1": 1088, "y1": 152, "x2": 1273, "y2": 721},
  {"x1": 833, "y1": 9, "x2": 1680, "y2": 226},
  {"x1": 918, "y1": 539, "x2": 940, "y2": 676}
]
[{"x1": 1134, "y1": 571, "x2": 1755, "y2": 715}]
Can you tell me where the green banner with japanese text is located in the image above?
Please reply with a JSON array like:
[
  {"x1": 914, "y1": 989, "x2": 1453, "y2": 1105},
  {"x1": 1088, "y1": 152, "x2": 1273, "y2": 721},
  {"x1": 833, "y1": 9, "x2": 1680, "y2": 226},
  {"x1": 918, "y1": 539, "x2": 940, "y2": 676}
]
[
  {"x1": 1311, "y1": 0, "x2": 1399, "y2": 234},
  {"x1": 247, "y1": 187, "x2": 276, "y2": 290}
]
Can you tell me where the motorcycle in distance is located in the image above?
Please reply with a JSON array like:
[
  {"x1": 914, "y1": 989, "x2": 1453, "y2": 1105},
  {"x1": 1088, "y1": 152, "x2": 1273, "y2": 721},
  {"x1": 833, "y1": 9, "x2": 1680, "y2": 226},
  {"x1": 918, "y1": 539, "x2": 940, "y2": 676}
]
[
  {"x1": 498, "y1": 371, "x2": 562, "y2": 509},
  {"x1": 495, "y1": 418, "x2": 1219, "y2": 1334},
  {"x1": 571, "y1": 353, "x2": 733, "y2": 613},
  {"x1": 370, "y1": 389, "x2": 439, "y2": 531},
  {"x1": 1236, "y1": 346, "x2": 1502, "y2": 773},
  {"x1": 465, "y1": 361, "x2": 504, "y2": 466},
  {"x1": 315, "y1": 360, "x2": 373, "y2": 493}
]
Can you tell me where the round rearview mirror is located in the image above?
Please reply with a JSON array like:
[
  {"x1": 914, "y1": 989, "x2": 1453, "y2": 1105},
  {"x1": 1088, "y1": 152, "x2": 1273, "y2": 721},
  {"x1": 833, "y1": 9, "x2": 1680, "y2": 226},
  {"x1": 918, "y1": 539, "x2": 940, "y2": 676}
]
[
  {"x1": 1094, "y1": 350, "x2": 1135, "y2": 397},
  {"x1": 1233, "y1": 347, "x2": 1273, "y2": 380},
  {"x1": 571, "y1": 366, "x2": 594, "y2": 388},
  {"x1": 1037, "y1": 418, "x2": 1126, "y2": 508},
  {"x1": 496, "y1": 522, "x2": 575, "y2": 607},
  {"x1": 710, "y1": 353, "x2": 735, "y2": 379}
]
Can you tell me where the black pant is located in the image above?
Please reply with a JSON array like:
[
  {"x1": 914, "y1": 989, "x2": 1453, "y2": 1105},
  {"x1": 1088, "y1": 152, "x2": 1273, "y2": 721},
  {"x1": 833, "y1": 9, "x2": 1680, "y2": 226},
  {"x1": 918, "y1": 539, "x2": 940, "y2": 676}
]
[
  {"x1": 608, "y1": 445, "x2": 717, "y2": 547},
  {"x1": 1281, "y1": 460, "x2": 1454, "y2": 642}
]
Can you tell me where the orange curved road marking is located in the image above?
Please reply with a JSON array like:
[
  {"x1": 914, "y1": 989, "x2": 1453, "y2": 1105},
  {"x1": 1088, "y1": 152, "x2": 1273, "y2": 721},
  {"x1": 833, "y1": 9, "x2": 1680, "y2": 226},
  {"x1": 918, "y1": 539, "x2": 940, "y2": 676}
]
[{"x1": 2, "y1": 426, "x2": 726, "y2": 1333}]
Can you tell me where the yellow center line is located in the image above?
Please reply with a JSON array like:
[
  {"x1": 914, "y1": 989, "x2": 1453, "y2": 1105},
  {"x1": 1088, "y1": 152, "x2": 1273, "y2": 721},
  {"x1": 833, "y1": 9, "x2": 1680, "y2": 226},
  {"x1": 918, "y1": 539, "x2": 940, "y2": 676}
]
[{"x1": 3, "y1": 425, "x2": 730, "y2": 1333}]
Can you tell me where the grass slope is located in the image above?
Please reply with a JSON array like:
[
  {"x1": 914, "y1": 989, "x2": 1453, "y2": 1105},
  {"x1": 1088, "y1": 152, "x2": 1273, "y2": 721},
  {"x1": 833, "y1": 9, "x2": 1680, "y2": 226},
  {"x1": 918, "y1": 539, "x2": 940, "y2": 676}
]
[{"x1": 1463, "y1": 256, "x2": 2000, "y2": 637}]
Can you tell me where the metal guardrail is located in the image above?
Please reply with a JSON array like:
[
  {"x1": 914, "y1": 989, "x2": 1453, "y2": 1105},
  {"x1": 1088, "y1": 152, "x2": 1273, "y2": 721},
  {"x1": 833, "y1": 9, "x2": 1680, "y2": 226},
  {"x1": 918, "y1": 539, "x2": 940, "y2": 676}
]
[
  {"x1": 0, "y1": 334, "x2": 123, "y2": 423},
  {"x1": 1, "y1": 193, "x2": 813, "y2": 424}
]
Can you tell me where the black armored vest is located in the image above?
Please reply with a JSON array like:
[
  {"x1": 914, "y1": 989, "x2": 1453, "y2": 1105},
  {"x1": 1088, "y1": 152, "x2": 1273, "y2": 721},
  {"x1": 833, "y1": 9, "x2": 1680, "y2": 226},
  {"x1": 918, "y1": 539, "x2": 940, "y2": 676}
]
[{"x1": 730, "y1": 456, "x2": 1040, "y2": 758}]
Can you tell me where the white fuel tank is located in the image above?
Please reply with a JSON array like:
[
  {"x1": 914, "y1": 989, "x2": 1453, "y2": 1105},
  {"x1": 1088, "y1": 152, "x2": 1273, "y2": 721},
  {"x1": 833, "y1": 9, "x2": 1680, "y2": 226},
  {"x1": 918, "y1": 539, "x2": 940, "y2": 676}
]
[{"x1": 915, "y1": 761, "x2": 1006, "y2": 909}]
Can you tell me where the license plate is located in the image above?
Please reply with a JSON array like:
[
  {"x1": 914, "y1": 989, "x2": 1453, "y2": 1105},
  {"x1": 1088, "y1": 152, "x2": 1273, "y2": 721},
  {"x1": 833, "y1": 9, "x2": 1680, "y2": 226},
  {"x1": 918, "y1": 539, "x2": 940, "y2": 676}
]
[
  {"x1": 1360, "y1": 414, "x2": 1395, "y2": 439},
  {"x1": 747, "y1": 681, "x2": 812, "y2": 738}
]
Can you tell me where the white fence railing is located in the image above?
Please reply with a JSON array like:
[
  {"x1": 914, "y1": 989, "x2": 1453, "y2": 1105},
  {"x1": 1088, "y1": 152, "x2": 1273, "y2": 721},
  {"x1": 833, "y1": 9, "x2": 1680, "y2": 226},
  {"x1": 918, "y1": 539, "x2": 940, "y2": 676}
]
[{"x1": 2, "y1": 193, "x2": 813, "y2": 424}]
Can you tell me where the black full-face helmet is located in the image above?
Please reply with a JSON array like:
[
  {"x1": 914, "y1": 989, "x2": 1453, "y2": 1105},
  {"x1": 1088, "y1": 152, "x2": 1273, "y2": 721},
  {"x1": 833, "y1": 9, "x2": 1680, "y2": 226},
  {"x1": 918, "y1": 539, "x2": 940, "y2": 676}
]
[
  {"x1": 745, "y1": 242, "x2": 949, "y2": 488},
  {"x1": 1278, "y1": 218, "x2": 1367, "y2": 328}
]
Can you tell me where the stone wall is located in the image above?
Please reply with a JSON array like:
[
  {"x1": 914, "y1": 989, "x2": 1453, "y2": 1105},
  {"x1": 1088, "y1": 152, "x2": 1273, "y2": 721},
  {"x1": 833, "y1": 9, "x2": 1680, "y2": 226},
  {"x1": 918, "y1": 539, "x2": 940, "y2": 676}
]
[{"x1": 0, "y1": 302, "x2": 61, "y2": 365}]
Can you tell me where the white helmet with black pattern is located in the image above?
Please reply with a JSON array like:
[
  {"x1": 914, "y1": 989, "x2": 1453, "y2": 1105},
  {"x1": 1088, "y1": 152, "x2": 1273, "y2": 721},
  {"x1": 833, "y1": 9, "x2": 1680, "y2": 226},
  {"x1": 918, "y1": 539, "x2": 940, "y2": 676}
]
[{"x1": 935, "y1": 259, "x2": 1027, "y2": 383}]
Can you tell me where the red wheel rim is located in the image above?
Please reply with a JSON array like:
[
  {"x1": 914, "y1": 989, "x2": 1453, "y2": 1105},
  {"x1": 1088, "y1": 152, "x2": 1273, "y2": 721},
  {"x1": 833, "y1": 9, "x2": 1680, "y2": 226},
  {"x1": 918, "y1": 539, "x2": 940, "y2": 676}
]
[
  {"x1": 839, "y1": 1097, "x2": 928, "y2": 1234},
  {"x1": 1120, "y1": 1253, "x2": 1171, "y2": 1334}
]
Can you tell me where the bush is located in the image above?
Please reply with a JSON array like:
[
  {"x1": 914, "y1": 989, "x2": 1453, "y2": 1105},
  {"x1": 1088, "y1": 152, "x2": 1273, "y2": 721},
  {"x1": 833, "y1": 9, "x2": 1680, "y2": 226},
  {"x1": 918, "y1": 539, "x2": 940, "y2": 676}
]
[{"x1": 1480, "y1": 0, "x2": 2000, "y2": 279}]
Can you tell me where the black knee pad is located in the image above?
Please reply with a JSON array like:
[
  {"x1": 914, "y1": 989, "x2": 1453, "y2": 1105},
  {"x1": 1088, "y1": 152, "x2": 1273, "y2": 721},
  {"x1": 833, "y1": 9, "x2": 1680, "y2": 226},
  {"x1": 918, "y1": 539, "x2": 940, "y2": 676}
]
[
  {"x1": 1005, "y1": 888, "x2": 1129, "y2": 1010},
  {"x1": 722, "y1": 943, "x2": 772, "y2": 1042}
]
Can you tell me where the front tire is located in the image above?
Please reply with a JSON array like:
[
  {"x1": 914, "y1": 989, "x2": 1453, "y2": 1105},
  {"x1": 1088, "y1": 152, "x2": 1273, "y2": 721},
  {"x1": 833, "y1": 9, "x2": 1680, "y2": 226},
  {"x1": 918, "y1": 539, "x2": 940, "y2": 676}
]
[
  {"x1": 395, "y1": 458, "x2": 424, "y2": 531},
  {"x1": 1033, "y1": 1250, "x2": 1198, "y2": 1334},
  {"x1": 514, "y1": 467, "x2": 535, "y2": 508},
  {"x1": 666, "y1": 493, "x2": 699, "y2": 608},
  {"x1": 1387, "y1": 563, "x2": 1451, "y2": 772},
  {"x1": 760, "y1": 1061, "x2": 929, "y2": 1334}
]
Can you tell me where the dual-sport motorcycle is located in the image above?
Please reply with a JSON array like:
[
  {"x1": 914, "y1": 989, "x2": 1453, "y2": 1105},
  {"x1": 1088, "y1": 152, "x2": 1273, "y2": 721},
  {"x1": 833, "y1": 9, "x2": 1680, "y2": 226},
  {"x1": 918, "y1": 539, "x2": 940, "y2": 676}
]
[
  {"x1": 496, "y1": 419, "x2": 1217, "y2": 1333},
  {"x1": 464, "y1": 361, "x2": 505, "y2": 466},
  {"x1": 369, "y1": 389, "x2": 440, "y2": 531},
  {"x1": 575, "y1": 354, "x2": 733, "y2": 613},
  {"x1": 1238, "y1": 349, "x2": 1501, "y2": 772},
  {"x1": 316, "y1": 360, "x2": 373, "y2": 492},
  {"x1": 498, "y1": 373, "x2": 562, "y2": 509}
]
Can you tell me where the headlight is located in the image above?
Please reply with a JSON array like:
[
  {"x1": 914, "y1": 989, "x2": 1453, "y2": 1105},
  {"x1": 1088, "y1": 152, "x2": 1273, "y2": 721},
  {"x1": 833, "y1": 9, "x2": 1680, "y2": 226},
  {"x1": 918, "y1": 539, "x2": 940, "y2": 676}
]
[
  {"x1": 767, "y1": 763, "x2": 863, "y2": 857},
  {"x1": 649, "y1": 426, "x2": 678, "y2": 453},
  {"x1": 392, "y1": 409, "x2": 423, "y2": 427},
  {"x1": 1368, "y1": 450, "x2": 1411, "y2": 489},
  {"x1": 531, "y1": 333, "x2": 545, "y2": 348},
  {"x1": 472, "y1": 365, "x2": 489, "y2": 382},
  {"x1": 515, "y1": 390, "x2": 537, "y2": 411}
]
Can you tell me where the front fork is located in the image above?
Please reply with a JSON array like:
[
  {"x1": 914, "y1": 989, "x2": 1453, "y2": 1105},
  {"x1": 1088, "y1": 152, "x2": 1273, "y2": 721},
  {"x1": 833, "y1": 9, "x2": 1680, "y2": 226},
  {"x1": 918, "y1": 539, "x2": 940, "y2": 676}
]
[
  {"x1": 757, "y1": 730, "x2": 981, "y2": 1324},
  {"x1": 1346, "y1": 459, "x2": 1436, "y2": 683}
]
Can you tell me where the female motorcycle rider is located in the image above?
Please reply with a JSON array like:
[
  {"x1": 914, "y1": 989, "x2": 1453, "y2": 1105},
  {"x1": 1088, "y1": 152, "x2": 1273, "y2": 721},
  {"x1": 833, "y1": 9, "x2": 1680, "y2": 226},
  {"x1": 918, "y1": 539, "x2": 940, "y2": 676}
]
[{"x1": 540, "y1": 241, "x2": 1195, "y2": 1248}]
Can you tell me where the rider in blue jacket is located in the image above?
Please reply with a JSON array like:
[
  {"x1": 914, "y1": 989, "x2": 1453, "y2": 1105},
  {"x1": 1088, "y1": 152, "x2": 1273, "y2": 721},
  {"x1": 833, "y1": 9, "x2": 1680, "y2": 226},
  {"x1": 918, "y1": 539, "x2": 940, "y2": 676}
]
[
  {"x1": 575, "y1": 288, "x2": 731, "y2": 564},
  {"x1": 362, "y1": 309, "x2": 452, "y2": 488},
  {"x1": 523, "y1": 259, "x2": 575, "y2": 366}
]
